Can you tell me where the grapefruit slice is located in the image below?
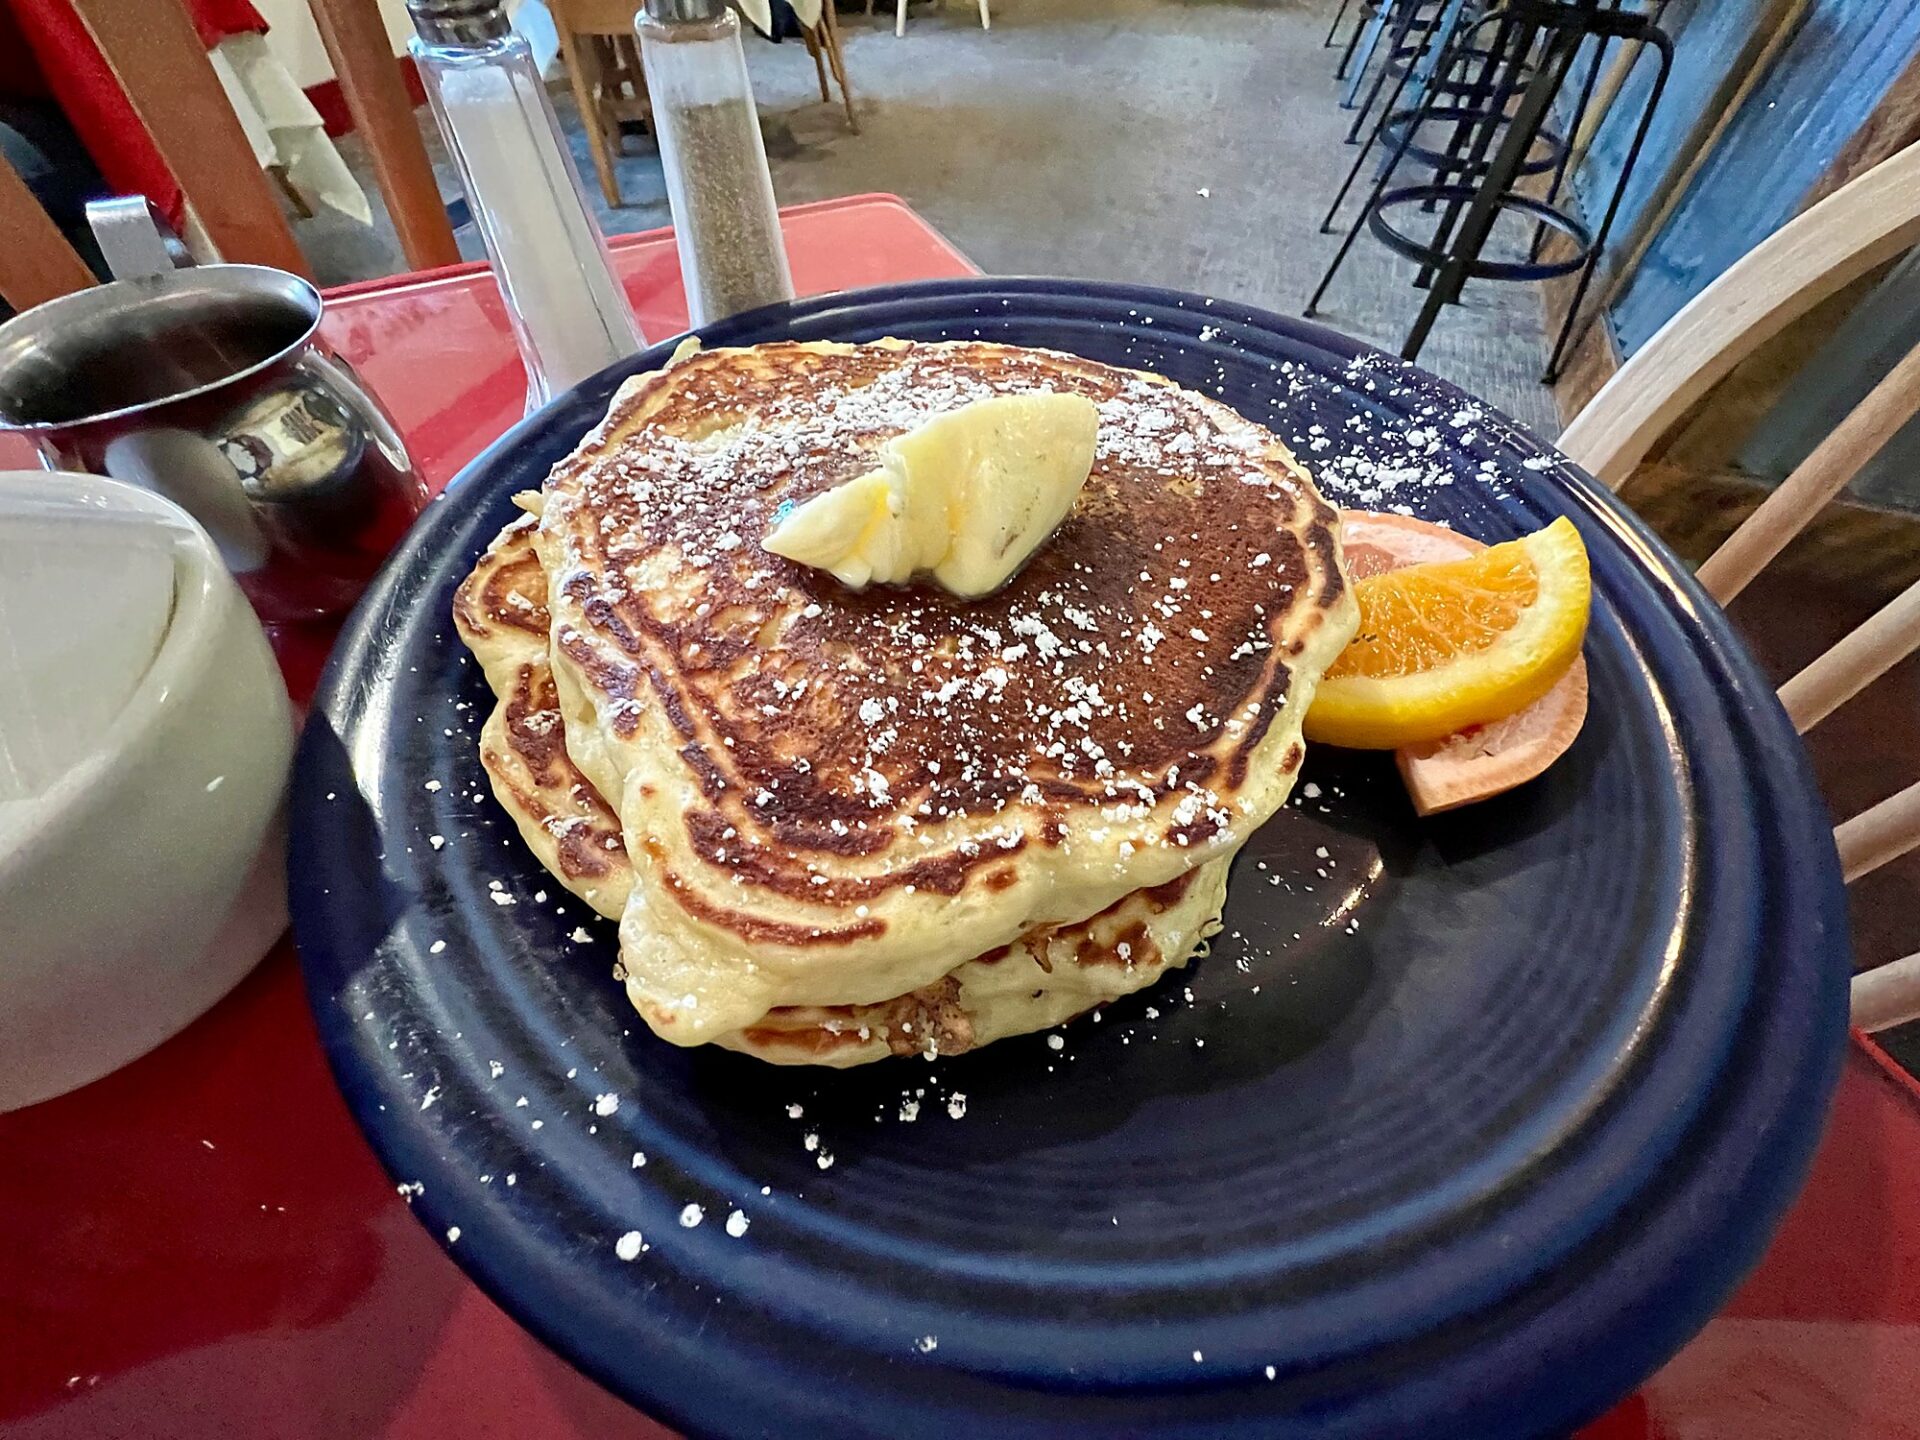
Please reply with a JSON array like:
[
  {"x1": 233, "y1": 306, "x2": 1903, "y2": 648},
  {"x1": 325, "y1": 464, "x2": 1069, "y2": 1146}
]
[{"x1": 1340, "y1": 510, "x2": 1589, "y2": 816}]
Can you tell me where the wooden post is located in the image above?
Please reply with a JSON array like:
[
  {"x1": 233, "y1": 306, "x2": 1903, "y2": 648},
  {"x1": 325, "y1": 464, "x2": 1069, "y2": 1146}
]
[
  {"x1": 67, "y1": 0, "x2": 312, "y2": 277},
  {"x1": 308, "y1": 0, "x2": 462, "y2": 271}
]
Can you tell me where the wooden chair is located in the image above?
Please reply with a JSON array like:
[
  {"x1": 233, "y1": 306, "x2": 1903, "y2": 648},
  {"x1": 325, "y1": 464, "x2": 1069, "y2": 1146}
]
[
  {"x1": 0, "y1": 0, "x2": 458, "y2": 314},
  {"x1": 875, "y1": 0, "x2": 989, "y2": 40},
  {"x1": 552, "y1": 0, "x2": 856, "y2": 210},
  {"x1": 550, "y1": 0, "x2": 654, "y2": 208},
  {"x1": 801, "y1": 2, "x2": 859, "y2": 134},
  {"x1": 1557, "y1": 140, "x2": 1920, "y2": 1034}
]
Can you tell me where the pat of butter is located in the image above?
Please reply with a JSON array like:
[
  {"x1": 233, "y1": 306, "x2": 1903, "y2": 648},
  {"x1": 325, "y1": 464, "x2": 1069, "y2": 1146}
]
[{"x1": 762, "y1": 392, "x2": 1099, "y2": 598}]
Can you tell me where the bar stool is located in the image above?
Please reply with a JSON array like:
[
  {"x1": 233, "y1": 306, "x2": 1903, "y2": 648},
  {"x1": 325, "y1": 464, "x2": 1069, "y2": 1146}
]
[{"x1": 1307, "y1": 0, "x2": 1672, "y2": 383}]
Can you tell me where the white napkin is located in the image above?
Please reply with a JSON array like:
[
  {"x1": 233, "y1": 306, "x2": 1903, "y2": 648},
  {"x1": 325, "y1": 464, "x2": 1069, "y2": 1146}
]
[{"x1": 209, "y1": 33, "x2": 374, "y2": 228}]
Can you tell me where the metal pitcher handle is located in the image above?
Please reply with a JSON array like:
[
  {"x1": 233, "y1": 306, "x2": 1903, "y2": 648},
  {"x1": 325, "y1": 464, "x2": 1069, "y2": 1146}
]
[{"x1": 85, "y1": 196, "x2": 195, "y2": 282}]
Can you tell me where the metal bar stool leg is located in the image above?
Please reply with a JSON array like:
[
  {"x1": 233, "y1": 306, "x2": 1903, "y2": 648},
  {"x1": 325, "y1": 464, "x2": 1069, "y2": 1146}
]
[
  {"x1": 1529, "y1": 0, "x2": 1624, "y2": 262},
  {"x1": 1542, "y1": 18, "x2": 1675, "y2": 382},
  {"x1": 1326, "y1": 0, "x2": 1356, "y2": 48},
  {"x1": 1307, "y1": 66, "x2": 1437, "y2": 317},
  {"x1": 1401, "y1": 21, "x2": 1584, "y2": 359},
  {"x1": 1405, "y1": 0, "x2": 1473, "y2": 110},
  {"x1": 1343, "y1": 0, "x2": 1398, "y2": 107},
  {"x1": 1346, "y1": 0, "x2": 1438, "y2": 143},
  {"x1": 1415, "y1": 7, "x2": 1521, "y2": 235},
  {"x1": 1413, "y1": 12, "x2": 1534, "y2": 288},
  {"x1": 1336, "y1": 0, "x2": 1374, "y2": 79},
  {"x1": 1322, "y1": 2, "x2": 1464, "y2": 231}
]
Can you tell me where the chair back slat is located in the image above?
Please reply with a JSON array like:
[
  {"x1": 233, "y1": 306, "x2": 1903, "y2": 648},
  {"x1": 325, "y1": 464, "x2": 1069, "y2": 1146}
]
[
  {"x1": 1852, "y1": 951, "x2": 1920, "y2": 1033},
  {"x1": 0, "y1": 155, "x2": 96, "y2": 310},
  {"x1": 1834, "y1": 780, "x2": 1920, "y2": 884},
  {"x1": 1778, "y1": 578, "x2": 1920, "y2": 733},
  {"x1": 1562, "y1": 142, "x2": 1920, "y2": 1031},
  {"x1": 1694, "y1": 340, "x2": 1920, "y2": 604}
]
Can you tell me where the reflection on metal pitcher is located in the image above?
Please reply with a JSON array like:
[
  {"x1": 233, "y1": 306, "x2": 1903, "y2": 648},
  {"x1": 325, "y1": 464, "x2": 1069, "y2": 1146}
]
[{"x1": 0, "y1": 200, "x2": 426, "y2": 622}]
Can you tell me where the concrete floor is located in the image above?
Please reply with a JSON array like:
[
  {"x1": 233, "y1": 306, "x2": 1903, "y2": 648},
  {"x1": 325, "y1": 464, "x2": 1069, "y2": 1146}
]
[{"x1": 304, "y1": 0, "x2": 1561, "y2": 437}]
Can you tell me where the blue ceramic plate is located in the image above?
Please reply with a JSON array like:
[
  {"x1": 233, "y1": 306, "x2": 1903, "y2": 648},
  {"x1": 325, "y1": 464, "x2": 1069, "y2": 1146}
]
[{"x1": 291, "y1": 280, "x2": 1848, "y2": 1439}]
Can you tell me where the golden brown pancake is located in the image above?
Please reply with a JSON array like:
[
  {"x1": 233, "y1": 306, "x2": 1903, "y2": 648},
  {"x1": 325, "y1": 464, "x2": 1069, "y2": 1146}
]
[
  {"x1": 533, "y1": 338, "x2": 1355, "y2": 1046},
  {"x1": 453, "y1": 514, "x2": 1234, "y2": 1064},
  {"x1": 452, "y1": 514, "x2": 630, "y2": 919},
  {"x1": 720, "y1": 861, "x2": 1229, "y2": 1066}
]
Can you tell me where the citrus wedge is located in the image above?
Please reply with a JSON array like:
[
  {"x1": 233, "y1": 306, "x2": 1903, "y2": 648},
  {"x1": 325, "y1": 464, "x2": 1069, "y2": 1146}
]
[
  {"x1": 1341, "y1": 510, "x2": 1589, "y2": 813},
  {"x1": 1304, "y1": 514, "x2": 1591, "y2": 750}
]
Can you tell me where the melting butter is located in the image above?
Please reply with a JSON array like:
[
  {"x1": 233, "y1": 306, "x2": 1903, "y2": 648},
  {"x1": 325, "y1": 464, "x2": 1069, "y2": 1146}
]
[{"x1": 761, "y1": 392, "x2": 1099, "y2": 598}]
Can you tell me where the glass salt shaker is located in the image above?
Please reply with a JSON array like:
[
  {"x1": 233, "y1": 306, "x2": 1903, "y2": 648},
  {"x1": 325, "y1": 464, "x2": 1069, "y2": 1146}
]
[
  {"x1": 637, "y1": 0, "x2": 796, "y2": 326},
  {"x1": 408, "y1": 0, "x2": 645, "y2": 412}
]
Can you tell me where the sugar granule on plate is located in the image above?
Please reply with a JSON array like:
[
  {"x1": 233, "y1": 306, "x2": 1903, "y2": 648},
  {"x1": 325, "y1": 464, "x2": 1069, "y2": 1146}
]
[
  {"x1": 916, "y1": 1336, "x2": 938, "y2": 1354},
  {"x1": 594, "y1": 1093, "x2": 619, "y2": 1117},
  {"x1": 429, "y1": 940, "x2": 446, "y2": 955},
  {"x1": 446, "y1": 1226, "x2": 460, "y2": 1243},
  {"x1": 725, "y1": 1209, "x2": 749, "y2": 1238},
  {"x1": 616, "y1": 1230, "x2": 643, "y2": 1261},
  {"x1": 632, "y1": 1151, "x2": 647, "y2": 1168},
  {"x1": 947, "y1": 1094, "x2": 967, "y2": 1119},
  {"x1": 1047, "y1": 1035, "x2": 1064, "y2": 1051},
  {"x1": 680, "y1": 1204, "x2": 704, "y2": 1228}
]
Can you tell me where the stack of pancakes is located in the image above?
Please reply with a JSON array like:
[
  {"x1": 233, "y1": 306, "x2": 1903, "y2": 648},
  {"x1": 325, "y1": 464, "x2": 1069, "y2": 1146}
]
[{"x1": 453, "y1": 339, "x2": 1355, "y2": 1065}]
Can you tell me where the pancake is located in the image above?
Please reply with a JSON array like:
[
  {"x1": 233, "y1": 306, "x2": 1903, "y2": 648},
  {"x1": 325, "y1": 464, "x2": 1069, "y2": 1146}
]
[
  {"x1": 533, "y1": 338, "x2": 1355, "y2": 1047},
  {"x1": 454, "y1": 514, "x2": 1234, "y2": 1064},
  {"x1": 721, "y1": 858, "x2": 1229, "y2": 1066},
  {"x1": 452, "y1": 513, "x2": 631, "y2": 920}
]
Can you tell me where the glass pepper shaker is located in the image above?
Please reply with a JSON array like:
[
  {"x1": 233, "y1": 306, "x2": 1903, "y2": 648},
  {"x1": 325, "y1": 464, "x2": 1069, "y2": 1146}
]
[
  {"x1": 408, "y1": 0, "x2": 645, "y2": 412},
  {"x1": 637, "y1": 0, "x2": 796, "y2": 326}
]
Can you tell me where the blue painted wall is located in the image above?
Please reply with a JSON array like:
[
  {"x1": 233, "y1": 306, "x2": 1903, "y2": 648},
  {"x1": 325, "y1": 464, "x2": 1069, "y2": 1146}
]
[{"x1": 1575, "y1": 0, "x2": 1920, "y2": 355}]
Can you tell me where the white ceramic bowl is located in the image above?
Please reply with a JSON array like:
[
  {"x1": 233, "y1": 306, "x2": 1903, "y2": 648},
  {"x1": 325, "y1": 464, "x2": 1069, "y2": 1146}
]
[{"x1": 0, "y1": 471, "x2": 292, "y2": 1111}]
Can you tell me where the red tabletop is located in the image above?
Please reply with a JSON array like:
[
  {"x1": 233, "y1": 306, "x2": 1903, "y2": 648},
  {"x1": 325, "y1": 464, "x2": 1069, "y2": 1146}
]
[{"x1": 3, "y1": 194, "x2": 1914, "y2": 1440}]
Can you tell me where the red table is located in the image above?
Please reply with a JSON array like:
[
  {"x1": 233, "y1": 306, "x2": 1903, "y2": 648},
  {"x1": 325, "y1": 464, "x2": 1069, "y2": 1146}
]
[{"x1": 3, "y1": 194, "x2": 1915, "y2": 1440}]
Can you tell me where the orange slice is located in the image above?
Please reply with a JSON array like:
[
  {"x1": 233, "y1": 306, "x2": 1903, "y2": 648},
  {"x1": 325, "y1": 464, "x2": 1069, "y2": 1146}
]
[
  {"x1": 1336, "y1": 510, "x2": 1588, "y2": 814},
  {"x1": 1305, "y1": 513, "x2": 1590, "y2": 751}
]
